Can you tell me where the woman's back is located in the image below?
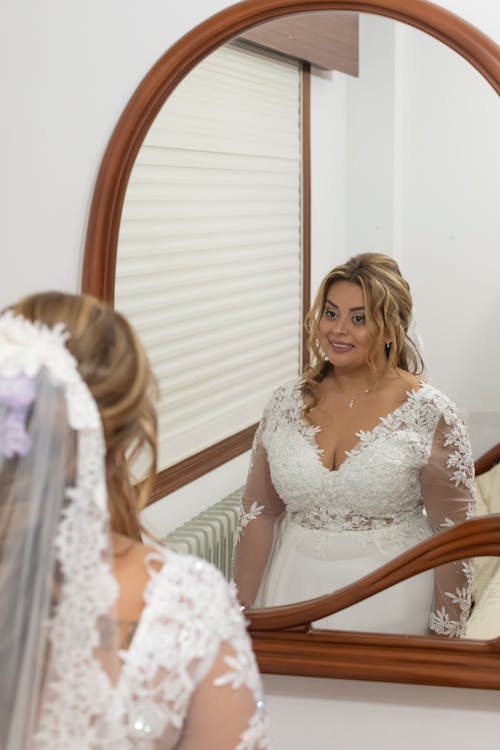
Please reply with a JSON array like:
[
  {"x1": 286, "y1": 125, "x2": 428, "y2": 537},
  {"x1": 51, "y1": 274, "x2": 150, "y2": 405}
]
[{"x1": 105, "y1": 540, "x2": 268, "y2": 749}]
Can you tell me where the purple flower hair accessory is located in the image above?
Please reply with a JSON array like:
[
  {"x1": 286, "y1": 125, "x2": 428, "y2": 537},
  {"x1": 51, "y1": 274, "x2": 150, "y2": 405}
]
[{"x1": 0, "y1": 374, "x2": 36, "y2": 459}]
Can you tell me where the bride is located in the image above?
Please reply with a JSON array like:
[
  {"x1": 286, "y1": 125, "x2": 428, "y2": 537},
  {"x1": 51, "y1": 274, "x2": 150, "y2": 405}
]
[
  {"x1": 0, "y1": 292, "x2": 269, "y2": 749},
  {"x1": 233, "y1": 253, "x2": 475, "y2": 637}
]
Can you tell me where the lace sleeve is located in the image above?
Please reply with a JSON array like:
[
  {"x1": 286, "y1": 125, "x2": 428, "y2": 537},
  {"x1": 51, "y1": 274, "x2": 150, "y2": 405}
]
[
  {"x1": 173, "y1": 569, "x2": 270, "y2": 750},
  {"x1": 176, "y1": 640, "x2": 268, "y2": 750},
  {"x1": 233, "y1": 419, "x2": 286, "y2": 608},
  {"x1": 120, "y1": 553, "x2": 270, "y2": 749},
  {"x1": 420, "y1": 410, "x2": 476, "y2": 637}
]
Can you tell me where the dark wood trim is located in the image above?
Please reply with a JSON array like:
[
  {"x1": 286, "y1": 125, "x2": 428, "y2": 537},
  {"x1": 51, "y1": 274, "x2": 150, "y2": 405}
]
[
  {"x1": 301, "y1": 62, "x2": 311, "y2": 371},
  {"x1": 240, "y1": 10, "x2": 359, "y2": 73},
  {"x1": 251, "y1": 626, "x2": 500, "y2": 689},
  {"x1": 147, "y1": 424, "x2": 258, "y2": 503},
  {"x1": 474, "y1": 442, "x2": 500, "y2": 477}
]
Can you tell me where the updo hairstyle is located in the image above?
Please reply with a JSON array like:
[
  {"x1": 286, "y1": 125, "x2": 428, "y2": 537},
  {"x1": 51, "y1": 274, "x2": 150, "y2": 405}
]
[{"x1": 10, "y1": 292, "x2": 158, "y2": 541}]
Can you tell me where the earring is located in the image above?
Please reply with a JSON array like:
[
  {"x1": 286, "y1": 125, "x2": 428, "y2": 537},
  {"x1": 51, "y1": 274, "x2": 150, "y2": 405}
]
[
  {"x1": 316, "y1": 338, "x2": 329, "y2": 362},
  {"x1": 385, "y1": 341, "x2": 392, "y2": 355}
]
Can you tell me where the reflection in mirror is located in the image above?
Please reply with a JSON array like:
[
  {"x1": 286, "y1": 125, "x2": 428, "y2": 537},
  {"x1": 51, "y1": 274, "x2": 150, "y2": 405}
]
[
  {"x1": 233, "y1": 253, "x2": 476, "y2": 638},
  {"x1": 230, "y1": 11, "x2": 499, "y2": 636},
  {"x1": 115, "y1": 10, "x2": 499, "y2": 640}
]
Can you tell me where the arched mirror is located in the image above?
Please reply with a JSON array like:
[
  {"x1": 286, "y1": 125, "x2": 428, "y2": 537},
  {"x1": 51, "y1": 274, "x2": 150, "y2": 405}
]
[{"x1": 83, "y1": 0, "x2": 500, "y2": 689}]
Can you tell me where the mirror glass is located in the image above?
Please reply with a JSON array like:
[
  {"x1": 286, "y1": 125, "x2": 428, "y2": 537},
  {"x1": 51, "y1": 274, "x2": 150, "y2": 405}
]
[{"x1": 117, "y1": 11, "x2": 500, "y2": 638}]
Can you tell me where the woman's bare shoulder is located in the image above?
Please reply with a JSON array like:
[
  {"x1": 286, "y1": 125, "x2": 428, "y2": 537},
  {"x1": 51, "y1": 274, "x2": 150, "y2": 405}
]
[
  {"x1": 113, "y1": 534, "x2": 158, "y2": 564},
  {"x1": 113, "y1": 536, "x2": 164, "y2": 606},
  {"x1": 394, "y1": 368, "x2": 423, "y2": 392}
]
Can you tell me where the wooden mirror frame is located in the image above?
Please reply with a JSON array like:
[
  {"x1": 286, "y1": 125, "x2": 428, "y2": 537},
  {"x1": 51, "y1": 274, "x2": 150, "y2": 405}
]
[{"x1": 83, "y1": 0, "x2": 500, "y2": 689}]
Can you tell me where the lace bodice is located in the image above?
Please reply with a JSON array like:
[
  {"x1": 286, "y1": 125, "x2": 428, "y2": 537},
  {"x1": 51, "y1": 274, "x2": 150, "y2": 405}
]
[
  {"x1": 233, "y1": 379, "x2": 475, "y2": 637},
  {"x1": 260, "y1": 380, "x2": 473, "y2": 527}
]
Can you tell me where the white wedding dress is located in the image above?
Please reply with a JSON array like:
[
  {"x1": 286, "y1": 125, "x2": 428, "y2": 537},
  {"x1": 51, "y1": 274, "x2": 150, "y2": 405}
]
[{"x1": 233, "y1": 379, "x2": 476, "y2": 637}]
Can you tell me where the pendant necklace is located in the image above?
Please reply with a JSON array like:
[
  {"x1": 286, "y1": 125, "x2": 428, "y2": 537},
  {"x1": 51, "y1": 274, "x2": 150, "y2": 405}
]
[{"x1": 348, "y1": 389, "x2": 369, "y2": 409}]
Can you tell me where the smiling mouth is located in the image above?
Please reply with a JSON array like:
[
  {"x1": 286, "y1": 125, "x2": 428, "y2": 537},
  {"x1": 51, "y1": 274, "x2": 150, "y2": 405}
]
[{"x1": 329, "y1": 340, "x2": 353, "y2": 352}]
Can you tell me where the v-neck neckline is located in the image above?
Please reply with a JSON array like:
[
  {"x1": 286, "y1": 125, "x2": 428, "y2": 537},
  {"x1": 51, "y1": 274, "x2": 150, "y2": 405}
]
[{"x1": 300, "y1": 381, "x2": 428, "y2": 474}]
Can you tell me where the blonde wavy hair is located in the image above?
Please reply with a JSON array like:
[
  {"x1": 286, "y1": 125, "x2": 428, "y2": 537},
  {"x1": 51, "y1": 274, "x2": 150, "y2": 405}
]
[
  {"x1": 9, "y1": 292, "x2": 158, "y2": 541},
  {"x1": 302, "y1": 253, "x2": 424, "y2": 413}
]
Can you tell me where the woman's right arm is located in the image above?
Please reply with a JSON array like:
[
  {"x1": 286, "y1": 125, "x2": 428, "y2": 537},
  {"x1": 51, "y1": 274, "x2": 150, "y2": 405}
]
[{"x1": 233, "y1": 421, "x2": 286, "y2": 608}]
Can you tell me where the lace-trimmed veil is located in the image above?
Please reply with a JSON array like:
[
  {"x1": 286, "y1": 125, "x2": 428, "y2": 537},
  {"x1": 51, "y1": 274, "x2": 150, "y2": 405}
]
[
  {"x1": 407, "y1": 315, "x2": 429, "y2": 381},
  {"x1": 0, "y1": 312, "x2": 119, "y2": 749}
]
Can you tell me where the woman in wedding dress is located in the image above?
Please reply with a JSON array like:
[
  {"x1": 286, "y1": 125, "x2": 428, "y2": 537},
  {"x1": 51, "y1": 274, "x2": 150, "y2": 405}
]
[
  {"x1": 233, "y1": 253, "x2": 475, "y2": 637},
  {"x1": 0, "y1": 292, "x2": 269, "y2": 749}
]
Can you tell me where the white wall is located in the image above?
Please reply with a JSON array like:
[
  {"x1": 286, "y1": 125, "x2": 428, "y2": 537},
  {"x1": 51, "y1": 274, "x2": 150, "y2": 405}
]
[
  {"x1": 396, "y1": 24, "x2": 500, "y2": 454},
  {"x1": 3, "y1": 3, "x2": 499, "y2": 747},
  {"x1": 346, "y1": 15, "x2": 398, "y2": 258},
  {"x1": 264, "y1": 674, "x2": 500, "y2": 748},
  {"x1": 310, "y1": 69, "x2": 348, "y2": 295}
]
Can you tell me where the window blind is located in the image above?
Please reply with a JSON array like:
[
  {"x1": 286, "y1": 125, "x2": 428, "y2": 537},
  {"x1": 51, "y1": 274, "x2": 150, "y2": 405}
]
[{"x1": 116, "y1": 43, "x2": 303, "y2": 471}]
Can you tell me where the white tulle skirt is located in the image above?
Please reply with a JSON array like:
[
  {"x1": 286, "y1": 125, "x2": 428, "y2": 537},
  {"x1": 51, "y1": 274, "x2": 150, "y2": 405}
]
[{"x1": 255, "y1": 515, "x2": 435, "y2": 634}]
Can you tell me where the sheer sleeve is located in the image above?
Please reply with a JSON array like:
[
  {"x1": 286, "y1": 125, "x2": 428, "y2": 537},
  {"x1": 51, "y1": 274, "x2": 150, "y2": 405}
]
[
  {"x1": 176, "y1": 641, "x2": 268, "y2": 750},
  {"x1": 167, "y1": 563, "x2": 270, "y2": 750},
  {"x1": 420, "y1": 410, "x2": 476, "y2": 637},
  {"x1": 121, "y1": 552, "x2": 270, "y2": 749},
  {"x1": 233, "y1": 419, "x2": 286, "y2": 608}
]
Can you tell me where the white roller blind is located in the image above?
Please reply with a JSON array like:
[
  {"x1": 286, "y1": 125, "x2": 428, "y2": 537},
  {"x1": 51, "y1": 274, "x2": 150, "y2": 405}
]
[{"x1": 116, "y1": 43, "x2": 303, "y2": 471}]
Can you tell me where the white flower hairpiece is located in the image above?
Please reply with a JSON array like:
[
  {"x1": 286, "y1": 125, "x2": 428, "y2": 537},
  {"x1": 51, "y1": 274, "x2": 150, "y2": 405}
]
[{"x1": 0, "y1": 311, "x2": 100, "y2": 431}]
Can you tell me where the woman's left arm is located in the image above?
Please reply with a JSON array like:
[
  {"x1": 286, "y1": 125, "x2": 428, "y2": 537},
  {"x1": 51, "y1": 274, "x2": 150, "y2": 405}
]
[{"x1": 420, "y1": 408, "x2": 476, "y2": 637}]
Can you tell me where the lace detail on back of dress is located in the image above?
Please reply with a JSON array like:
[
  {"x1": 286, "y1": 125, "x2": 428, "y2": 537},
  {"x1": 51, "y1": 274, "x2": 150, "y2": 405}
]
[{"x1": 116, "y1": 550, "x2": 269, "y2": 749}]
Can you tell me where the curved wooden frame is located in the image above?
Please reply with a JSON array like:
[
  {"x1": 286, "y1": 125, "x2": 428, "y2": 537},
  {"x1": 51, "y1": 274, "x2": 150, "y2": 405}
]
[{"x1": 83, "y1": 0, "x2": 500, "y2": 688}]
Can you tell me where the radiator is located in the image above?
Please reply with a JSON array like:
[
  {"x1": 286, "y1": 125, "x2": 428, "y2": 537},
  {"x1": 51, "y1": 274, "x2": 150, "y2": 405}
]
[{"x1": 160, "y1": 487, "x2": 243, "y2": 580}]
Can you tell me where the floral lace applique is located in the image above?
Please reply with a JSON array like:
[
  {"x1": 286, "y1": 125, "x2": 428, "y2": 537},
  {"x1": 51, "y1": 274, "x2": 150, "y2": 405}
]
[
  {"x1": 118, "y1": 551, "x2": 270, "y2": 749},
  {"x1": 429, "y1": 560, "x2": 474, "y2": 637},
  {"x1": 236, "y1": 501, "x2": 265, "y2": 543}
]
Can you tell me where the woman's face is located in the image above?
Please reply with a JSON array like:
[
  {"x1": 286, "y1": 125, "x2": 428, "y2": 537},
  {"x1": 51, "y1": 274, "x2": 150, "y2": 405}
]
[{"x1": 318, "y1": 281, "x2": 381, "y2": 371}]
